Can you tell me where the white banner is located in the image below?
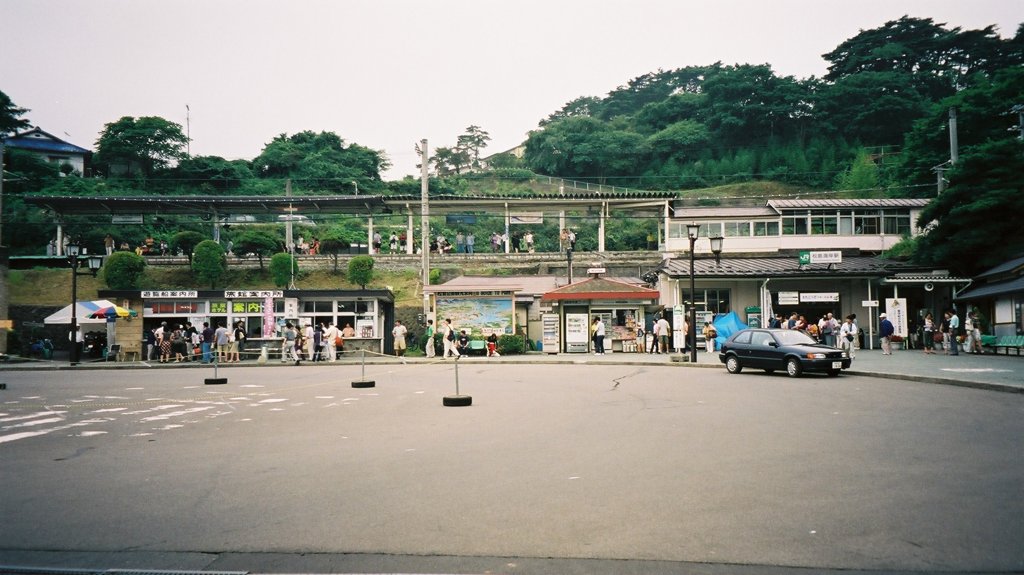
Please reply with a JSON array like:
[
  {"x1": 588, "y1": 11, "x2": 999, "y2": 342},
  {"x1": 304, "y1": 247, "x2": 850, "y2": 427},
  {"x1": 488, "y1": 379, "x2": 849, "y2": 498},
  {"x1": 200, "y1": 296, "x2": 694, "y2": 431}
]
[{"x1": 884, "y1": 298, "x2": 909, "y2": 337}]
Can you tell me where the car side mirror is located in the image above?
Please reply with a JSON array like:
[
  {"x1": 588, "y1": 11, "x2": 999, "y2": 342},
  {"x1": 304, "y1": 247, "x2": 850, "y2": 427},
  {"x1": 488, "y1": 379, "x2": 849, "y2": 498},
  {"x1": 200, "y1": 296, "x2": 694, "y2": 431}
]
[{"x1": 768, "y1": 341, "x2": 779, "y2": 348}]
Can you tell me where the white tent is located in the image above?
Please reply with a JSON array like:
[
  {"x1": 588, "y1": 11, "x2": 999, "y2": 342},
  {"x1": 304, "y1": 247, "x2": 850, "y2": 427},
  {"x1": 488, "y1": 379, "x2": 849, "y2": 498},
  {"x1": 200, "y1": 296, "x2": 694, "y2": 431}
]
[{"x1": 43, "y1": 300, "x2": 118, "y2": 325}]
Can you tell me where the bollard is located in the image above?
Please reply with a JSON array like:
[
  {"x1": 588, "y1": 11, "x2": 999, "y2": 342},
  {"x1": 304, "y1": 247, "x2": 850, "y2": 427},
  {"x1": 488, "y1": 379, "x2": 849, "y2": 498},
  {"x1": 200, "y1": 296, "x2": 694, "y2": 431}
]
[
  {"x1": 443, "y1": 355, "x2": 472, "y2": 407},
  {"x1": 205, "y1": 354, "x2": 227, "y2": 385},
  {"x1": 352, "y1": 349, "x2": 375, "y2": 388}
]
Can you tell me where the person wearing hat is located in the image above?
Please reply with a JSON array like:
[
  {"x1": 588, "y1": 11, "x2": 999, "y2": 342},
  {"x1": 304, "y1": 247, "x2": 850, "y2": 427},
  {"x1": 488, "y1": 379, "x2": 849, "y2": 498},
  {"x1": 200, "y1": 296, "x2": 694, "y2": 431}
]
[{"x1": 879, "y1": 312, "x2": 895, "y2": 355}]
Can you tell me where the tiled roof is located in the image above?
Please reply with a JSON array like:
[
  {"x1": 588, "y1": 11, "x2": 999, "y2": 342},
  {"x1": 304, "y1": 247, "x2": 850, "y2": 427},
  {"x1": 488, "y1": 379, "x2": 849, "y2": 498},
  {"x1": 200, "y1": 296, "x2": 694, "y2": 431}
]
[
  {"x1": 767, "y1": 199, "x2": 930, "y2": 209},
  {"x1": 659, "y1": 256, "x2": 919, "y2": 278},
  {"x1": 956, "y1": 276, "x2": 1024, "y2": 300},
  {"x1": 975, "y1": 254, "x2": 1024, "y2": 279},
  {"x1": 542, "y1": 277, "x2": 659, "y2": 300}
]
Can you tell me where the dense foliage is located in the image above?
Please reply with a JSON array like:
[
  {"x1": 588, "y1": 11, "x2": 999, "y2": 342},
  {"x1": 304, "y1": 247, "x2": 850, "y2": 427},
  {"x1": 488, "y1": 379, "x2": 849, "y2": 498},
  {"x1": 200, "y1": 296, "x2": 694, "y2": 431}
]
[{"x1": 99, "y1": 251, "x2": 147, "y2": 290}]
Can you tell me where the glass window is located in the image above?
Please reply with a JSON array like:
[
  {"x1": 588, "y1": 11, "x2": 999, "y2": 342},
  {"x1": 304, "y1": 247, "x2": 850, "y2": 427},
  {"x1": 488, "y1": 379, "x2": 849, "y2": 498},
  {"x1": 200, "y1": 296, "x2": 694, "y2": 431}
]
[
  {"x1": 733, "y1": 330, "x2": 751, "y2": 344},
  {"x1": 854, "y1": 210, "x2": 879, "y2": 234},
  {"x1": 839, "y1": 215, "x2": 854, "y2": 235},
  {"x1": 336, "y1": 300, "x2": 354, "y2": 313},
  {"x1": 681, "y1": 288, "x2": 731, "y2": 315},
  {"x1": 723, "y1": 222, "x2": 750, "y2": 237},
  {"x1": 809, "y1": 213, "x2": 838, "y2": 234},
  {"x1": 883, "y1": 214, "x2": 911, "y2": 235},
  {"x1": 699, "y1": 223, "x2": 722, "y2": 238},
  {"x1": 782, "y1": 216, "x2": 808, "y2": 235},
  {"x1": 753, "y1": 221, "x2": 779, "y2": 236}
]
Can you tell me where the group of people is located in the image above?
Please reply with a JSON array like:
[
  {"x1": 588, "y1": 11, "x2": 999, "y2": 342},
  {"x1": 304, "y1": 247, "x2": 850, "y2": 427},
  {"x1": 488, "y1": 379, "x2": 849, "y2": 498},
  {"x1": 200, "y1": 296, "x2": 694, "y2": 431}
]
[
  {"x1": 278, "y1": 321, "x2": 355, "y2": 364},
  {"x1": 146, "y1": 320, "x2": 246, "y2": 364},
  {"x1": 770, "y1": 311, "x2": 861, "y2": 357},
  {"x1": 918, "y1": 309, "x2": 983, "y2": 356},
  {"x1": 418, "y1": 318, "x2": 501, "y2": 358}
]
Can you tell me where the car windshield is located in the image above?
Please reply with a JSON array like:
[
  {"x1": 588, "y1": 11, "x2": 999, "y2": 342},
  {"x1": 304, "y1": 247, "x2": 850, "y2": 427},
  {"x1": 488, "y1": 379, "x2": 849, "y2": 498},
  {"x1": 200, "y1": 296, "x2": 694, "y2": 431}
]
[{"x1": 774, "y1": 330, "x2": 818, "y2": 345}]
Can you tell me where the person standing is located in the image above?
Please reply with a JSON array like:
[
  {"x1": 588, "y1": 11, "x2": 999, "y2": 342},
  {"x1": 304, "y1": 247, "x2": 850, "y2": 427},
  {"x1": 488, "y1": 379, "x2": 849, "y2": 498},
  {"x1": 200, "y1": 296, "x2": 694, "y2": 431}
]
[
  {"x1": 702, "y1": 321, "x2": 717, "y2": 353},
  {"x1": 948, "y1": 309, "x2": 960, "y2": 356},
  {"x1": 656, "y1": 314, "x2": 671, "y2": 354},
  {"x1": 879, "y1": 313, "x2": 895, "y2": 355},
  {"x1": 442, "y1": 318, "x2": 459, "y2": 358},
  {"x1": 969, "y1": 311, "x2": 984, "y2": 354},
  {"x1": 524, "y1": 231, "x2": 534, "y2": 253},
  {"x1": 323, "y1": 322, "x2": 339, "y2": 362},
  {"x1": 455, "y1": 232, "x2": 465, "y2": 254},
  {"x1": 104, "y1": 234, "x2": 114, "y2": 256},
  {"x1": 304, "y1": 322, "x2": 315, "y2": 361},
  {"x1": 424, "y1": 319, "x2": 436, "y2": 358},
  {"x1": 839, "y1": 315, "x2": 858, "y2": 359},
  {"x1": 819, "y1": 313, "x2": 838, "y2": 347},
  {"x1": 392, "y1": 320, "x2": 408, "y2": 356},
  {"x1": 279, "y1": 322, "x2": 295, "y2": 363},
  {"x1": 466, "y1": 233, "x2": 475, "y2": 254},
  {"x1": 922, "y1": 313, "x2": 936, "y2": 355},
  {"x1": 593, "y1": 316, "x2": 606, "y2": 355},
  {"x1": 372, "y1": 231, "x2": 382, "y2": 254},
  {"x1": 214, "y1": 322, "x2": 230, "y2": 363},
  {"x1": 635, "y1": 325, "x2": 646, "y2": 354},
  {"x1": 232, "y1": 321, "x2": 246, "y2": 363},
  {"x1": 200, "y1": 322, "x2": 214, "y2": 363}
]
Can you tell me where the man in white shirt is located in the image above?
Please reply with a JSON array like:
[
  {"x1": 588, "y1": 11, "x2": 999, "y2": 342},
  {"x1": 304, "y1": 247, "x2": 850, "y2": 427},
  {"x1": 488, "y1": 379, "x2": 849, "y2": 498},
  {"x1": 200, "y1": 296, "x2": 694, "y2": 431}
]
[
  {"x1": 322, "y1": 321, "x2": 339, "y2": 362},
  {"x1": 392, "y1": 320, "x2": 408, "y2": 356},
  {"x1": 655, "y1": 315, "x2": 671, "y2": 353}
]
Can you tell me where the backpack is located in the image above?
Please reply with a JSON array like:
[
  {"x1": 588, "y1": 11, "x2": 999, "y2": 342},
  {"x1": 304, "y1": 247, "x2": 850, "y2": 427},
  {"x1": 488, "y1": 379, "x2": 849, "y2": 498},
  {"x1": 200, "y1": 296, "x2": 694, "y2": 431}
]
[{"x1": 447, "y1": 328, "x2": 456, "y2": 341}]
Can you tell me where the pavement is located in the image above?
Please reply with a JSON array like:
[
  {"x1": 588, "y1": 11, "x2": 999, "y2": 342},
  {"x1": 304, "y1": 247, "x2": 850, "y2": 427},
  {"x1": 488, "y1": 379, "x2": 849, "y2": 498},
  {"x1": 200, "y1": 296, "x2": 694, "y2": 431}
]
[{"x1": 4, "y1": 344, "x2": 1022, "y2": 394}]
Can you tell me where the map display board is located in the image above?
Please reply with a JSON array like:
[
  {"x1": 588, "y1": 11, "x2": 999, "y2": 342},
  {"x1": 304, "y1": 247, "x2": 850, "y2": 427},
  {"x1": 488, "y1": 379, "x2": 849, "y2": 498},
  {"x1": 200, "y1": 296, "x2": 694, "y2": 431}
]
[{"x1": 435, "y1": 296, "x2": 514, "y2": 337}]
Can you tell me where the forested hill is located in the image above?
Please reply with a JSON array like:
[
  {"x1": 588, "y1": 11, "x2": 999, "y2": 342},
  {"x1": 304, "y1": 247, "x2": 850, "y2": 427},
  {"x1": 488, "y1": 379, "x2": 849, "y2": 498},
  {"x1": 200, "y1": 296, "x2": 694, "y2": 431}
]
[{"x1": 517, "y1": 16, "x2": 1024, "y2": 196}]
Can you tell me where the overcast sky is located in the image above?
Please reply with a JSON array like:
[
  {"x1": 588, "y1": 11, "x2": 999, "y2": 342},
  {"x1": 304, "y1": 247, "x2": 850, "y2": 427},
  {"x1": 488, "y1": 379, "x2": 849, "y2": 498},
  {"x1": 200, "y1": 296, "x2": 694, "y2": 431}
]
[{"x1": 2, "y1": 0, "x2": 1020, "y2": 182}]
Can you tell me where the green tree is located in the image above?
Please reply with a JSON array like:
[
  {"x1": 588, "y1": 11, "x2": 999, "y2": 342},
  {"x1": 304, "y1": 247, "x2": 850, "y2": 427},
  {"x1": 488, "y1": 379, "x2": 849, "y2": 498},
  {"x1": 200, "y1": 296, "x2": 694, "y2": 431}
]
[
  {"x1": 93, "y1": 116, "x2": 189, "y2": 177},
  {"x1": 99, "y1": 251, "x2": 147, "y2": 290},
  {"x1": 915, "y1": 139, "x2": 1024, "y2": 276},
  {"x1": 347, "y1": 255, "x2": 374, "y2": 289},
  {"x1": 457, "y1": 125, "x2": 491, "y2": 168},
  {"x1": 833, "y1": 149, "x2": 880, "y2": 191},
  {"x1": 231, "y1": 227, "x2": 281, "y2": 270},
  {"x1": 252, "y1": 131, "x2": 389, "y2": 191},
  {"x1": 192, "y1": 240, "x2": 227, "y2": 289},
  {"x1": 171, "y1": 231, "x2": 206, "y2": 263},
  {"x1": 269, "y1": 252, "x2": 298, "y2": 288},
  {"x1": 167, "y1": 155, "x2": 253, "y2": 191},
  {"x1": 318, "y1": 227, "x2": 351, "y2": 272},
  {"x1": 0, "y1": 89, "x2": 31, "y2": 135}
]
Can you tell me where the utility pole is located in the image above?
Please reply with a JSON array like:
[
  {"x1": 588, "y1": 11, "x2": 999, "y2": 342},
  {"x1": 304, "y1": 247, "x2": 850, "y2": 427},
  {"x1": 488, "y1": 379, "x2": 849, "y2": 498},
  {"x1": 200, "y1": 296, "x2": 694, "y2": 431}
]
[
  {"x1": 185, "y1": 104, "x2": 191, "y2": 158},
  {"x1": 420, "y1": 139, "x2": 430, "y2": 317},
  {"x1": 948, "y1": 107, "x2": 959, "y2": 165}
]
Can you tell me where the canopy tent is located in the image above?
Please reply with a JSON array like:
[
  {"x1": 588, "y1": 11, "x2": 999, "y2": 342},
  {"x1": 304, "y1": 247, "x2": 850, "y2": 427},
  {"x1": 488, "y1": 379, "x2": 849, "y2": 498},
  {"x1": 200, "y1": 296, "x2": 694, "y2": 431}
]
[{"x1": 43, "y1": 300, "x2": 118, "y2": 325}]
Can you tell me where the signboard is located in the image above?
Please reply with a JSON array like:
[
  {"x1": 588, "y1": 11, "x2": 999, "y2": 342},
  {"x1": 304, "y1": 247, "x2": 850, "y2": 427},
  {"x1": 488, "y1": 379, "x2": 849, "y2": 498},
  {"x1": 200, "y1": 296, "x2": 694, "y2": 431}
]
[
  {"x1": 799, "y1": 251, "x2": 843, "y2": 265},
  {"x1": 510, "y1": 212, "x2": 544, "y2": 224},
  {"x1": 672, "y1": 304, "x2": 686, "y2": 350},
  {"x1": 862, "y1": 300, "x2": 879, "y2": 307},
  {"x1": 112, "y1": 214, "x2": 144, "y2": 224},
  {"x1": 778, "y1": 291, "x2": 800, "y2": 305},
  {"x1": 284, "y1": 298, "x2": 299, "y2": 319},
  {"x1": 800, "y1": 292, "x2": 840, "y2": 303},
  {"x1": 225, "y1": 290, "x2": 283, "y2": 298},
  {"x1": 885, "y1": 297, "x2": 909, "y2": 338},
  {"x1": 586, "y1": 267, "x2": 607, "y2": 275},
  {"x1": 142, "y1": 291, "x2": 198, "y2": 298}
]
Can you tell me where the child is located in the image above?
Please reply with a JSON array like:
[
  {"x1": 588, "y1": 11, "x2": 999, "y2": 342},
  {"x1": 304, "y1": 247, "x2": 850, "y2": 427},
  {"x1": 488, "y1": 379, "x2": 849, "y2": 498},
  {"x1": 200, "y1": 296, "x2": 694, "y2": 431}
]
[{"x1": 486, "y1": 332, "x2": 499, "y2": 357}]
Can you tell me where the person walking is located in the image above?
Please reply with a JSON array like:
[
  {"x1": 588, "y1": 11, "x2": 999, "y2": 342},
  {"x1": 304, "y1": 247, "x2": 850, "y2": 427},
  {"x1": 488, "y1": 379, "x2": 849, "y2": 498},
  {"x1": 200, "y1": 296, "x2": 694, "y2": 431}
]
[
  {"x1": 392, "y1": 319, "x2": 408, "y2": 357},
  {"x1": 879, "y1": 313, "x2": 895, "y2": 355},
  {"x1": 424, "y1": 319, "x2": 436, "y2": 358},
  {"x1": 442, "y1": 318, "x2": 459, "y2": 358},
  {"x1": 969, "y1": 311, "x2": 984, "y2": 354},
  {"x1": 839, "y1": 315, "x2": 858, "y2": 359},
  {"x1": 279, "y1": 322, "x2": 296, "y2": 363}
]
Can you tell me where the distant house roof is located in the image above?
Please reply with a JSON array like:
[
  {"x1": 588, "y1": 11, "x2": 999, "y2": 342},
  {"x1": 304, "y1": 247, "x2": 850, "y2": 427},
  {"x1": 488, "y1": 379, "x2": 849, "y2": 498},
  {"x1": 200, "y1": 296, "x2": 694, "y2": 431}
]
[
  {"x1": 3, "y1": 127, "x2": 90, "y2": 155},
  {"x1": 975, "y1": 254, "x2": 1024, "y2": 279},
  {"x1": 956, "y1": 276, "x2": 1024, "y2": 301},
  {"x1": 671, "y1": 198, "x2": 931, "y2": 218},
  {"x1": 542, "y1": 276, "x2": 659, "y2": 301}
]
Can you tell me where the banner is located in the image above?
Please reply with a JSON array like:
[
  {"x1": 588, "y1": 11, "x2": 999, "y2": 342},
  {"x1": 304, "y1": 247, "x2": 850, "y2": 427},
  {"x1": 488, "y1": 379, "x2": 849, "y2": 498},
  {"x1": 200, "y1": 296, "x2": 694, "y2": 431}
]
[{"x1": 884, "y1": 298, "x2": 909, "y2": 338}]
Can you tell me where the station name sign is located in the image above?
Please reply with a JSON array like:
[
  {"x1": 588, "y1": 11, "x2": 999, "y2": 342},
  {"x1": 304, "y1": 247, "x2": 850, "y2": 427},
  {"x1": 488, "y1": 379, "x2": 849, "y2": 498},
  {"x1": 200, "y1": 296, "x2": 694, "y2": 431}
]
[
  {"x1": 224, "y1": 290, "x2": 284, "y2": 298},
  {"x1": 141, "y1": 290, "x2": 284, "y2": 299},
  {"x1": 799, "y1": 251, "x2": 843, "y2": 265},
  {"x1": 142, "y1": 290, "x2": 198, "y2": 298}
]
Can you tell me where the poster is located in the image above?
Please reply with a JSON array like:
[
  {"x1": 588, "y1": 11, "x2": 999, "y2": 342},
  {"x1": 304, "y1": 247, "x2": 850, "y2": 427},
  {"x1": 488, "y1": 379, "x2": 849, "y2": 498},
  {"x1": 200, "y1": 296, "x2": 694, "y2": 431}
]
[
  {"x1": 885, "y1": 297, "x2": 909, "y2": 337},
  {"x1": 435, "y1": 297, "x2": 513, "y2": 337}
]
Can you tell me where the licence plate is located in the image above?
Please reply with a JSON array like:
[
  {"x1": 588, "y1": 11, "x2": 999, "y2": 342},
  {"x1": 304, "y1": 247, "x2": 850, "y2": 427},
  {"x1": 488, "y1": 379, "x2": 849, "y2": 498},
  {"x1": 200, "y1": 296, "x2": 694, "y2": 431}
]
[{"x1": 832, "y1": 361, "x2": 843, "y2": 369}]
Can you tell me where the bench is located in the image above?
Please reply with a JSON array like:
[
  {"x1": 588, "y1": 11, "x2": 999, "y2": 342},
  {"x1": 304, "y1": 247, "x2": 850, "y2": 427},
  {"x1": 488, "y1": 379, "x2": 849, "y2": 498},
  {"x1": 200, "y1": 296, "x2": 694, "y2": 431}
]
[
  {"x1": 467, "y1": 340, "x2": 487, "y2": 356},
  {"x1": 992, "y1": 335, "x2": 1024, "y2": 355}
]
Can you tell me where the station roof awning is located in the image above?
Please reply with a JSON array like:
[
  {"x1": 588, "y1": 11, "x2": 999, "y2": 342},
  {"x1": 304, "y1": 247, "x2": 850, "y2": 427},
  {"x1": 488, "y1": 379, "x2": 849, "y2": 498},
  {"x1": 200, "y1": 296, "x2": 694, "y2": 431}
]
[{"x1": 24, "y1": 194, "x2": 387, "y2": 217}]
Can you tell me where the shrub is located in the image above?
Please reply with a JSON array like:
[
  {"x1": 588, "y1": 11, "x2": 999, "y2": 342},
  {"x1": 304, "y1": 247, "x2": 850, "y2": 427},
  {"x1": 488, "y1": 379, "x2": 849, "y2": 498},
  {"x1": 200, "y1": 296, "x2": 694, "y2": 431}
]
[
  {"x1": 100, "y1": 251, "x2": 147, "y2": 289},
  {"x1": 347, "y1": 255, "x2": 374, "y2": 288},
  {"x1": 497, "y1": 334, "x2": 526, "y2": 355},
  {"x1": 269, "y1": 252, "x2": 298, "y2": 287},
  {"x1": 192, "y1": 240, "x2": 226, "y2": 289}
]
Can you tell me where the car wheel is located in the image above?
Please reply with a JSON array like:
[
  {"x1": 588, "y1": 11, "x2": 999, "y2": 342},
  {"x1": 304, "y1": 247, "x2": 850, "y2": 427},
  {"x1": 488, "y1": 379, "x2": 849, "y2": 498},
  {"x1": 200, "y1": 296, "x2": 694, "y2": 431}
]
[
  {"x1": 725, "y1": 355, "x2": 743, "y2": 374},
  {"x1": 786, "y1": 357, "x2": 803, "y2": 378},
  {"x1": 827, "y1": 369, "x2": 841, "y2": 377}
]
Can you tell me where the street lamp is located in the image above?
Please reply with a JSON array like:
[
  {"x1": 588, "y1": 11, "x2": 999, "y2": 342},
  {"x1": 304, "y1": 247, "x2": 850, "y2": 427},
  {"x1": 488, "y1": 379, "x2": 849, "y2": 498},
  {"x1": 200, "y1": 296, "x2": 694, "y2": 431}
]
[
  {"x1": 686, "y1": 224, "x2": 724, "y2": 363},
  {"x1": 67, "y1": 243, "x2": 103, "y2": 365}
]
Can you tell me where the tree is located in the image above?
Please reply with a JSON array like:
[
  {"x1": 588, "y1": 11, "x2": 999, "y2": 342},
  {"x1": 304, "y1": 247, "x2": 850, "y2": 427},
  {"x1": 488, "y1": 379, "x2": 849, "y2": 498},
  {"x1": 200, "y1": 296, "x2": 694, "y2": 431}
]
[
  {"x1": 252, "y1": 131, "x2": 389, "y2": 191},
  {"x1": 171, "y1": 231, "x2": 206, "y2": 263},
  {"x1": 914, "y1": 139, "x2": 1024, "y2": 276},
  {"x1": 347, "y1": 255, "x2": 374, "y2": 289},
  {"x1": 269, "y1": 252, "x2": 298, "y2": 288},
  {"x1": 93, "y1": 116, "x2": 189, "y2": 177},
  {"x1": 833, "y1": 149, "x2": 880, "y2": 191},
  {"x1": 167, "y1": 155, "x2": 253, "y2": 191},
  {"x1": 318, "y1": 227, "x2": 351, "y2": 272},
  {"x1": 0, "y1": 90, "x2": 30, "y2": 135},
  {"x1": 231, "y1": 227, "x2": 281, "y2": 269},
  {"x1": 192, "y1": 240, "x2": 227, "y2": 289},
  {"x1": 457, "y1": 125, "x2": 491, "y2": 168},
  {"x1": 100, "y1": 251, "x2": 147, "y2": 290}
]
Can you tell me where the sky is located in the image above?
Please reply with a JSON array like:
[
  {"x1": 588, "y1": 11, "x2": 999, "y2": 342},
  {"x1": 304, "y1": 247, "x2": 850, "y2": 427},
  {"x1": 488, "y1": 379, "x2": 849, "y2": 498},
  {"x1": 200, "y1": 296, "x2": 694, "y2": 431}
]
[{"x1": 1, "y1": 0, "x2": 1020, "y2": 182}]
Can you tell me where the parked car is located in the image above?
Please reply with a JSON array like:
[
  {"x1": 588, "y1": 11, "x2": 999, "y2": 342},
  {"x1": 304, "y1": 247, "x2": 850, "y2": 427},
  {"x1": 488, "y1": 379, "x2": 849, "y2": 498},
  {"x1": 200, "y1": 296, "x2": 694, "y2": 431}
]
[{"x1": 719, "y1": 328, "x2": 851, "y2": 377}]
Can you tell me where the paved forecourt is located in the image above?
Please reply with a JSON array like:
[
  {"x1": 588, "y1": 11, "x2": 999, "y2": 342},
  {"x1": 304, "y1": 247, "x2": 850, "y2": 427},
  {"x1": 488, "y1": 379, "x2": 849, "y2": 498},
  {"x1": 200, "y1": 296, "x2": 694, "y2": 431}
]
[{"x1": 1, "y1": 362, "x2": 1022, "y2": 575}]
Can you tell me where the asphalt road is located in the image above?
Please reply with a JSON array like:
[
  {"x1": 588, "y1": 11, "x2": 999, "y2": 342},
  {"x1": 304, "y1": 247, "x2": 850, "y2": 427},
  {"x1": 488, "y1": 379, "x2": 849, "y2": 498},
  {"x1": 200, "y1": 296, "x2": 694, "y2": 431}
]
[{"x1": 1, "y1": 363, "x2": 1022, "y2": 575}]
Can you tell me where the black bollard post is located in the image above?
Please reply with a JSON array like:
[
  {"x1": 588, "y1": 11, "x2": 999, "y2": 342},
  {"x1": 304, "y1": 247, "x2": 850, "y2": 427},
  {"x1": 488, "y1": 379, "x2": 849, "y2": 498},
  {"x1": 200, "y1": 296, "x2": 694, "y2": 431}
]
[
  {"x1": 352, "y1": 348, "x2": 376, "y2": 388},
  {"x1": 204, "y1": 350, "x2": 227, "y2": 385},
  {"x1": 443, "y1": 355, "x2": 472, "y2": 407}
]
